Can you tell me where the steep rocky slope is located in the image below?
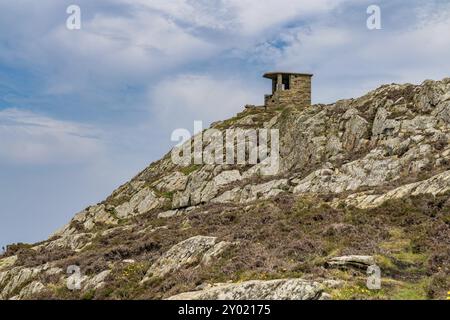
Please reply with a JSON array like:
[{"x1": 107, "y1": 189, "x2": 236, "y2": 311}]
[{"x1": 1, "y1": 78, "x2": 450, "y2": 300}]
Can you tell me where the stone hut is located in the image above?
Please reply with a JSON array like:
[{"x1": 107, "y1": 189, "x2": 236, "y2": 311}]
[{"x1": 263, "y1": 72, "x2": 313, "y2": 108}]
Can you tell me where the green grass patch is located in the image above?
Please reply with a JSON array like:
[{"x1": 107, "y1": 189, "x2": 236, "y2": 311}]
[
  {"x1": 331, "y1": 283, "x2": 386, "y2": 300},
  {"x1": 390, "y1": 281, "x2": 428, "y2": 300},
  {"x1": 179, "y1": 164, "x2": 201, "y2": 176}
]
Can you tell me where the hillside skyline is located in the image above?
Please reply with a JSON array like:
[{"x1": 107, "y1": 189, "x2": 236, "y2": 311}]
[{"x1": 1, "y1": 0, "x2": 450, "y2": 250}]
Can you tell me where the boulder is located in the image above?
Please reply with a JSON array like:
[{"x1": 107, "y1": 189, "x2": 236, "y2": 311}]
[
  {"x1": 142, "y1": 236, "x2": 225, "y2": 280},
  {"x1": 76, "y1": 205, "x2": 118, "y2": 231},
  {"x1": 83, "y1": 270, "x2": 111, "y2": 291},
  {"x1": 201, "y1": 241, "x2": 232, "y2": 266},
  {"x1": 166, "y1": 278, "x2": 325, "y2": 300},
  {"x1": 116, "y1": 187, "x2": 165, "y2": 218},
  {"x1": 240, "y1": 179, "x2": 288, "y2": 203},
  {"x1": 157, "y1": 210, "x2": 179, "y2": 218},
  {"x1": 153, "y1": 171, "x2": 189, "y2": 192},
  {"x1": 213, "y1": 170, "x2": 242, "y2": 186},
  {"x1": 14, "y1": 281, "x2": 45, "y2": 300},
  {"x1": 326, "y1": 255, "x2": 375, "y2": 269},
  {"x1": 211, "y1": 187, "x2": 242, "y2": 203}
]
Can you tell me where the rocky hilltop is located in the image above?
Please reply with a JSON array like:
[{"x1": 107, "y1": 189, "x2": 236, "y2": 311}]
[{"x1": 1, "y1": 78, "x2": 450, "y2": 300}]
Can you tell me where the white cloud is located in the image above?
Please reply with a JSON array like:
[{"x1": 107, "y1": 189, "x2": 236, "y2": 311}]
[
  {"x1": 224, "y1": 0, "x2": 350, "y2": 35},
  {"x1": 0, "y1": 109, "x2": 104, "y2": 165},
  {"x1": 149, "y1": 74, "x2": 262, "y2": 130},
  {"x1": 242, "y1": 1, "x2": 450, "y2": 103},
  {"x1": 120, "y1": 0, "x2": 351, "y2": 35},
  {"x1": 117, "y1": 0, "x2": 235, "y2": 30},
  {"x1": 0, "y1": 0, "x2": 356, "y2": 97},
  {"x1": 0, "y1": 1, "x2": 217, "y2": 95},
  {"x1": 43, "y1": 12, "x2": 216, "y2": 94}
]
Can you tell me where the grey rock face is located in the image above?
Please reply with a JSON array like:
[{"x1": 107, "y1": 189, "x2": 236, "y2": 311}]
[
  {"x1": 37, "y1": 232, "x2": 95, "y2": 252},
  {"x1": 142, "y1": 236, "x2": 228, "y2": 280},
  {"x1": 0, "y1": 263, "x2": 55, "y2": 299},
  {"x1": 13, "y1": 281, "x2": 45, "y2": 300},
  {"x1": 83, "y1": 270, "x2": 111, "y2": 291},
  {"x1": 341, "y1": 170, "x2": 450, "y2": 209},
  {"x1": 116, "y1": 187, "x2": 165, "y2": 218},
  {"x1": 211, "y1": 179, "x2": 288, "y2": 204},
  {"x1": 0, "y1": 256, "x2": 17, "y2": 272},
  {"x1": 292, "y1": 153, "x2": 402, "y2": 194},
  {"x1": 213, "y1": 170, "x2": 242, "y2": 186},
  {"x1": 153, "y1": 171, "x2": 188, "y2": 193},
  {"x1": 0, "y1": 267, "x2": 38, "y2": 299},
  {"x1": 166, "y1": 278, "x2": 324, "y2": 300},
  {"x1": 172, "y1": 168, "x2": 243, "y2": 209}
]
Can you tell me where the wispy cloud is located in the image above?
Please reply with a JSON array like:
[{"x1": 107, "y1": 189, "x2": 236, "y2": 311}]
[
  {"x1": 0, "y1": 109, "x2": 104, "y2": 165},
  {"x1": 121, "y1": 0, "x2": 353, "y2": 34},
  {"x1": 150, "y1": 74, "x2": 262, "y2": 131}
]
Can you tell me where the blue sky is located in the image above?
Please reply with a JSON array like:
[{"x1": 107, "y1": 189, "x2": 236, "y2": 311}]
[{"x1": 1, "y1": 0, "x2": 450, "y2": 250}]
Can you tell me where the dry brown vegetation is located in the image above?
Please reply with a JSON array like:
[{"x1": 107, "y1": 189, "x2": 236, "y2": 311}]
[{"x1": 20, "y1": 190, "x2": 450, "y2": 300}]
